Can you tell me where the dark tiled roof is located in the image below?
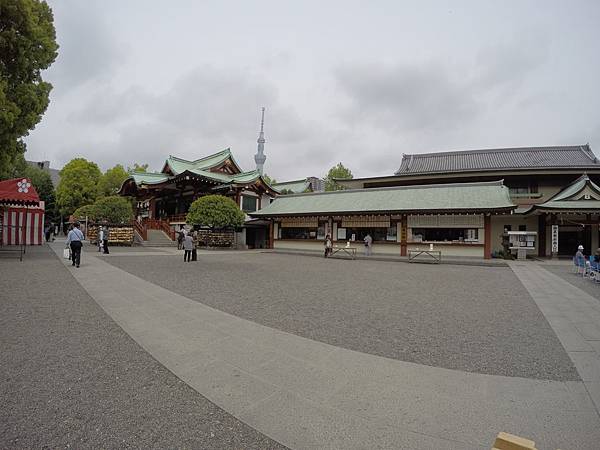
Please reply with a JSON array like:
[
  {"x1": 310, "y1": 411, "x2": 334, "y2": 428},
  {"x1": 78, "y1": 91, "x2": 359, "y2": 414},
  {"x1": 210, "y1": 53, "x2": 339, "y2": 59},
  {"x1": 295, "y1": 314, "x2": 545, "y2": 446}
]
[{"x1": 395, "y1": 145, "x2": 599, "y2": 175}]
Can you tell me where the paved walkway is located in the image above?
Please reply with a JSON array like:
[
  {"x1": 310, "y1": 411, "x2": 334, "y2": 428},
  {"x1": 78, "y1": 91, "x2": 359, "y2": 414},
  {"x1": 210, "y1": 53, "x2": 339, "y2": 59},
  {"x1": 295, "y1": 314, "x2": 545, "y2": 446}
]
[
  {"x1": 510, "y1": 261, "x2": 600, "y2": 416},
  {"x1": 49, "y1": 243, "x2": 600, "y2": 449}
]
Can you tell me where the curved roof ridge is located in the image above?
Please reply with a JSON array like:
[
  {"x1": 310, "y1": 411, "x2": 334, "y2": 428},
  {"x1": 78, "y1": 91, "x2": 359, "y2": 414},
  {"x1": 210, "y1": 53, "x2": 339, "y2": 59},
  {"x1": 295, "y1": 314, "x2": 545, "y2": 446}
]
[
  {"x1": 402, "y1": 144, "x2": 591, "y2": 159},
  {"x1": 190, "y1": 147, "x2": 231, "y2": 163}
]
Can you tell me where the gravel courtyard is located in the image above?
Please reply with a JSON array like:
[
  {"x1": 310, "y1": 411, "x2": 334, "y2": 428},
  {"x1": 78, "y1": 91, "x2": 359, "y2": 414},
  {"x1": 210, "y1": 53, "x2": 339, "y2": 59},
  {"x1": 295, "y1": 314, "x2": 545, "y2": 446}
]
[
  {"x1": 106, "y1": 252, "x2": 579, "y2": 381},
  {"x1": 0, "y1": 246, "x2": 285, "y2": 450}
]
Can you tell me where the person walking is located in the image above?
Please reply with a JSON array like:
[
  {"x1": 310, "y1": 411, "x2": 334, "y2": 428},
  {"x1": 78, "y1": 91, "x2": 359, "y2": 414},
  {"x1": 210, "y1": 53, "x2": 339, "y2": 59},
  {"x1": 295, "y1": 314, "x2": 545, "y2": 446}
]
[
  {"x1": 177, "y1": 225, "x2": 185, "y2": 250},
  {"x1": 183, "y1": 232, "x2": 194, "y2": 262},
  {"x1": 44, "y1": 223, "x2": 52, "y2": 242},
  {"x1": 324, "y1": 234, "x2": 332, "y2": 258},
  {"x1": 191, "y1": 230, "x2": 198, "y2": 261},
  {"x1": 364, "y1": 233, "x2": 373, "y2": 256},
  {"x1": 65, "y1": 222, "x2": 85, "y2": 268},
  {"x1": 102, "y1": 226, "x2": 110, "y2": 254}
]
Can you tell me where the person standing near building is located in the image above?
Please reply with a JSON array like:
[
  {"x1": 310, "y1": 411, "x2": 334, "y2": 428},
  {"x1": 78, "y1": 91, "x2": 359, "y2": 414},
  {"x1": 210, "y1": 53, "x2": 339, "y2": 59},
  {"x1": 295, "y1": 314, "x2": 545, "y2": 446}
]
[
  {"x1": 97, "y1": 226, "x2": 104, "y2": 252},
  {"x1": 183, "y1": 232, "x2": 194, "y2": 262},
  {"x1": 324, "y1": 234, "x2": 332, "y2": 258},
  {"x1": 177, "y1": 225, "x2": 185, "y2": 250},
  {"x1": 191, "y1": 229, "x2": 198, "y2": 261},
  {"x1": 364, "y1": 233, "x2": 373, "y2": 256},
  {"x1": 102, "y1": 226, "x2": 110, "y2": 254},
  {"x1": 44, "y1": 223, "x2": 52, "y2": 242},
  {"x1": 65, "y1": 222, "x2": 84, "y2": 268}
]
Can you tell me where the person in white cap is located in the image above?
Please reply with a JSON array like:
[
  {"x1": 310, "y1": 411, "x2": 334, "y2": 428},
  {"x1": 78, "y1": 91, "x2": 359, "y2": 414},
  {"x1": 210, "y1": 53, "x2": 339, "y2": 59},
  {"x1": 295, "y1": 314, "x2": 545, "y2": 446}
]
[{"x1": 575, "y1": 244, "x2": 585, "y2": 264}]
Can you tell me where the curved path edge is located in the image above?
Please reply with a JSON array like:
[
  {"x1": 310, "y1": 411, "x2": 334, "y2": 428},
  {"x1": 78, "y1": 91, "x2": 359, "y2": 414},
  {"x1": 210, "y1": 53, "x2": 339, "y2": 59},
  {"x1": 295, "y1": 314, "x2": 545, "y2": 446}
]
[{"x1": 50, "y1": 243, "x2": 600, "y2": 450}]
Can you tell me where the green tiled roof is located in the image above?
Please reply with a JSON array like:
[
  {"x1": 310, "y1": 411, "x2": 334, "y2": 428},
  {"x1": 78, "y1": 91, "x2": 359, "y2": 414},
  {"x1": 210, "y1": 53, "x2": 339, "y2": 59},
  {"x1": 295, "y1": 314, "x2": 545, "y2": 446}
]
[
  {"x1": 121, "y1": 148, "x2": 278, "y2": 194},
  {"x1": 130, "y1": 172, "x2": 170, "y2": 185},
  {"x1": 251, "y1": 180, "x2": 514, "y2": 216},
  {"x1": 533, "y1": 174, "x2": 600, "y2": 211},
  {"x1": 272, "y1": 179, "x2": 310, "y2": 193},
  {"x1": 164, "y1": 148, "x2": 240, "y2": 175}
]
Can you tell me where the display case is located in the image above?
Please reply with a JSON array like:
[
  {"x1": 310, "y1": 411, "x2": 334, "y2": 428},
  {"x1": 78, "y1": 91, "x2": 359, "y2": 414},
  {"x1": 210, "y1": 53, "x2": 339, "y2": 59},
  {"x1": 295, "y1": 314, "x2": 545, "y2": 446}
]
[{"x1": 507, "y1": 231, "x2": 537, "y2": 260}]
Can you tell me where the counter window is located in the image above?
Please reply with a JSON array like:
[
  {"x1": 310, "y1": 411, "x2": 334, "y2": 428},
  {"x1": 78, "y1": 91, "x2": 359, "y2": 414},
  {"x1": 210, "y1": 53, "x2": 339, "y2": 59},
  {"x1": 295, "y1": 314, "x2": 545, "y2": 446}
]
[
  {"x1": 411, "y1": 228, "x2": 479, "y2": 242},
  {"x1": 280, "y1": 227, "x2": 317, "y2": 239},
  {"x1": 340, "y1": 228, "x2": 391, "y2": 242}
]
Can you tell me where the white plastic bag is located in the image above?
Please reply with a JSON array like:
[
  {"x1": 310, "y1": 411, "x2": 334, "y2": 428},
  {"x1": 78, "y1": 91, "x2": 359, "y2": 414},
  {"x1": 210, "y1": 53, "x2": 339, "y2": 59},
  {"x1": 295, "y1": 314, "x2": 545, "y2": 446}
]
[{"x1": 63, "y1": 248, "x2": 70, "y2": 259}]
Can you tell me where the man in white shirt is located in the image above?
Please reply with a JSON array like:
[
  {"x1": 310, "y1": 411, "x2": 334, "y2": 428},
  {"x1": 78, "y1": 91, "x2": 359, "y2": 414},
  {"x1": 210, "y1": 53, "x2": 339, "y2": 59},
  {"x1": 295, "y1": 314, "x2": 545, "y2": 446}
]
[{"x1": 65, "y1": 223, "x2": 85, "y2": 268}]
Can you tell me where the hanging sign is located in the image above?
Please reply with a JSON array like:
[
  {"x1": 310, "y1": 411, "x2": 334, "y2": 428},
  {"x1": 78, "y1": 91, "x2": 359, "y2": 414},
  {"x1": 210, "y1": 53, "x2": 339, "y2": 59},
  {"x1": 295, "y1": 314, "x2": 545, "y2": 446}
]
[{"x1": 551, "y1": 225, "x2": 559, "y2": 253}]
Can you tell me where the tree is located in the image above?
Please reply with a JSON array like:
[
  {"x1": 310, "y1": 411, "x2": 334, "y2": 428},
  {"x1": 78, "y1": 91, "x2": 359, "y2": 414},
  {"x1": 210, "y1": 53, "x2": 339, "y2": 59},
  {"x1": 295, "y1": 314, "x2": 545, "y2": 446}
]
[
  {"x1": 73, "y1": 204, "x2": 97, "y2": 221},
  {"x1": 279, "y1": 188, "x2": 294, "y2": 195},
  {"x1": 56, "y1": 158, "x2": 101, "y2": 216},
  {"x1": 73, "y1": 196, "x2": 133, "y2": 223},
  {"x1": 92, "y1": 196, "x2": 133, "y2": 223},
  {"x1": 324, "y1": 162, "x2": 353, "y2": 191},
  {"x1": 127, "y1": 162, "x2": 149, "y2": 173},
  {"x1": 186, "y1": 195, "x2": 245, "y2": 229},
  {"x1": 0, "y1": 0, "x2": 58, "y2": 178},
  {"x1": 98, "y1": 164, "x2": 129, "y2": 197}
]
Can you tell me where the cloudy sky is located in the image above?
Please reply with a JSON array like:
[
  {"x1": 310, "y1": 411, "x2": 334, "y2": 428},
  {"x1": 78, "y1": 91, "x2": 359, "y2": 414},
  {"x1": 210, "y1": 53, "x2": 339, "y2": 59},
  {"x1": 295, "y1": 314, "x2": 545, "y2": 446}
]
[{"x1": 24, "y1": 0, "x2": 600, "y2": 180}]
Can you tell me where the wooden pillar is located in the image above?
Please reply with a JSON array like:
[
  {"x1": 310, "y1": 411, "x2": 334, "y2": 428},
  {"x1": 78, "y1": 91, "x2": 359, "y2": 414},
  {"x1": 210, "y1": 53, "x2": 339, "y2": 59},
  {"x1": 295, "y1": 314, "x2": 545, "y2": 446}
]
[
  {"x1": 484, "y1": 214, "x2": 491, "y2": 259},
  {"x1": 148, "y1": 197, "x2": 156, "y2": 219},
  {"x1": 258, "y1": 195, "x2": 262, "y2": 210},
  {"x1": 538, "y1": 213, "x2": 546, "y2": 257},
  {"x1": 268, "y1": 220, "x2": 273, "y2": 249},
  {"x1": 400, "y1": 215, "x2": 407, "y2": 256}
]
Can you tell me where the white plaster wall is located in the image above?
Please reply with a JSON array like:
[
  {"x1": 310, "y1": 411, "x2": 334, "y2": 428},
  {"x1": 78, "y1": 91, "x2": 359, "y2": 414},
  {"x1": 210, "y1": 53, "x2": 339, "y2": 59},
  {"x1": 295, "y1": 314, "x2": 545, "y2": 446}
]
[{"x1": 490, "y1": 215, "x2": 539, "y2": 254}]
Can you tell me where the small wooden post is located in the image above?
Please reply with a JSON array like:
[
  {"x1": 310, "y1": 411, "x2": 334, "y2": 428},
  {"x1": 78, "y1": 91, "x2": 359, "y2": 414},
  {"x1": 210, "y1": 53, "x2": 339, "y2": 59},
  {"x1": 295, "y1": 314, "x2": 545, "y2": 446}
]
[{"x1": 484, "y1": 214, "x2": 491, "y2": 259}]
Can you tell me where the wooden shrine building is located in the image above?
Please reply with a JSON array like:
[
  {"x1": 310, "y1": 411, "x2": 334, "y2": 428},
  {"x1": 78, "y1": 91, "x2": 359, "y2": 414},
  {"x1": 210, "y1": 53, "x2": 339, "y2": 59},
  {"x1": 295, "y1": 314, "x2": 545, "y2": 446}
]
[{"x1": 118, "y1": 149, "x2": 278, "y2": 246}]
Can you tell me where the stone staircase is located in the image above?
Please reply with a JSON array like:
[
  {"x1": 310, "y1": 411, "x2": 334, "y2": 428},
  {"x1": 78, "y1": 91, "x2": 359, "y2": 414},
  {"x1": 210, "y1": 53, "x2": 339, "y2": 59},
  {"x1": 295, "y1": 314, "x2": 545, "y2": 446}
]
[{"x1": 141, "y1": 229, "x2": 176, "y2": 247}]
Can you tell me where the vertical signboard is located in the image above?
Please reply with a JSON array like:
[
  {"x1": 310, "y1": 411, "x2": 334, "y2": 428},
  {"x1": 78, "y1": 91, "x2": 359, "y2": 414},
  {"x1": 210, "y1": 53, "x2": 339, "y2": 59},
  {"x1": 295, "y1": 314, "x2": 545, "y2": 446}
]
[{"x1": 551, "y1": 225, "x2": 559, "y2": 253}]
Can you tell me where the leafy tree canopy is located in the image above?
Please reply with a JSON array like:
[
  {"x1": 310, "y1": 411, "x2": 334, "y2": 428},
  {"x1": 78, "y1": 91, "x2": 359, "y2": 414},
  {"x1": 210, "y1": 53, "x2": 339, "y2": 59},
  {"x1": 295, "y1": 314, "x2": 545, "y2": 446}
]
[
  {"x1": 324, "y1": 162, "x2": 353, "y2": 191},
  {"x1": 0, "y1": 0, "x2": 58, "y2": 178},
  {"x1": 72, "y1": 204, "x2": 97, "y2": 221},
  {"x1": 56, "y1": 158, "x2": 101, "y2": 216},
  {"x1": 98, "y1": 164, "x2": 128, "y2": 197},
  {"x1": 93, "y1": 195, "x2": 133, "y2": 223},
  {"x1": 127, "y1": 162, "x2": 149, "y2": 173},
  {"x1": 73, "y1": 196, "x2": 133, "y2": 224},
  {"x1": 279, "y1": 188, "x2": 294, "y2": 195},
  {"x1": 186, "y1": 195, "x2": 245, "y2": 229}
]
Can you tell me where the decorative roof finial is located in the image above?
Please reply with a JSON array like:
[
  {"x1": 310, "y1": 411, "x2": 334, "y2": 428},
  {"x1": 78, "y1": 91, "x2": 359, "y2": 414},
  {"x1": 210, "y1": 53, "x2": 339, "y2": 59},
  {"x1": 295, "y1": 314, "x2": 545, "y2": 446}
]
[{"x1": 254, "y1": 107, "x2": 266, "y2": 175}]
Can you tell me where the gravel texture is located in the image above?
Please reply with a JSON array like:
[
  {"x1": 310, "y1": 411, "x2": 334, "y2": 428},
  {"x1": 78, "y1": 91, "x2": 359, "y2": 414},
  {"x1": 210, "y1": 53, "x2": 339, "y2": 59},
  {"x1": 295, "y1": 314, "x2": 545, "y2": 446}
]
[
  {"x1": 105, "y1": 252, "x2": 579, "y2": 381},
  {"x1": 543, "y1": 264, "x2": 600, "y2": 302},
  {"x1": 0, "y1": 245, "x2": 286, "y2": 450}
]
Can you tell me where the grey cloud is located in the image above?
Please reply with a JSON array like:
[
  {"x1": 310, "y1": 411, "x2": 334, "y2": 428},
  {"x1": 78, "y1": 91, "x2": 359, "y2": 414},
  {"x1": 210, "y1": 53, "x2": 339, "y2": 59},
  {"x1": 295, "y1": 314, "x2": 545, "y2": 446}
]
[
  {"x1": 62, "y1": 65, "x2": 330, "y2": 176},
  {"x1": 335, "y1": 61, "x2": 480, "y2": 132},
  {"x1": 474, "y1": 31, "x2": 549, "y2": 93},
  {"x1": 46, "y1": 1, "x2": 126, "y2": 92}
]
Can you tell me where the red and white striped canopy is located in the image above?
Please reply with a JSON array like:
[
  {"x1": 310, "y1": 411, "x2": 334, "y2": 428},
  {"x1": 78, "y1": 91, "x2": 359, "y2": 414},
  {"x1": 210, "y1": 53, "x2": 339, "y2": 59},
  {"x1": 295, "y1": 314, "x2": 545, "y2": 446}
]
[{"x1": 0, "y1": 178, "x2": 40, "y2": 206}]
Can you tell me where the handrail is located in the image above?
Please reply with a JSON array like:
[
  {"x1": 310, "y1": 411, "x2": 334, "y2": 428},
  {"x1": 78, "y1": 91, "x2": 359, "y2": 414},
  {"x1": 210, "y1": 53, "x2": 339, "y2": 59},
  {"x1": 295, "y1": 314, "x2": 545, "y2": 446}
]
[
  {"x1": 145, "y1": 218, "x2": 175, "y2": 241},
  {"x1": 133, "y1": 220, "x2": 147, "y2": 240},
  {"x1": 159, "y1": 220, "x2": 176, "y2": 241}
]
